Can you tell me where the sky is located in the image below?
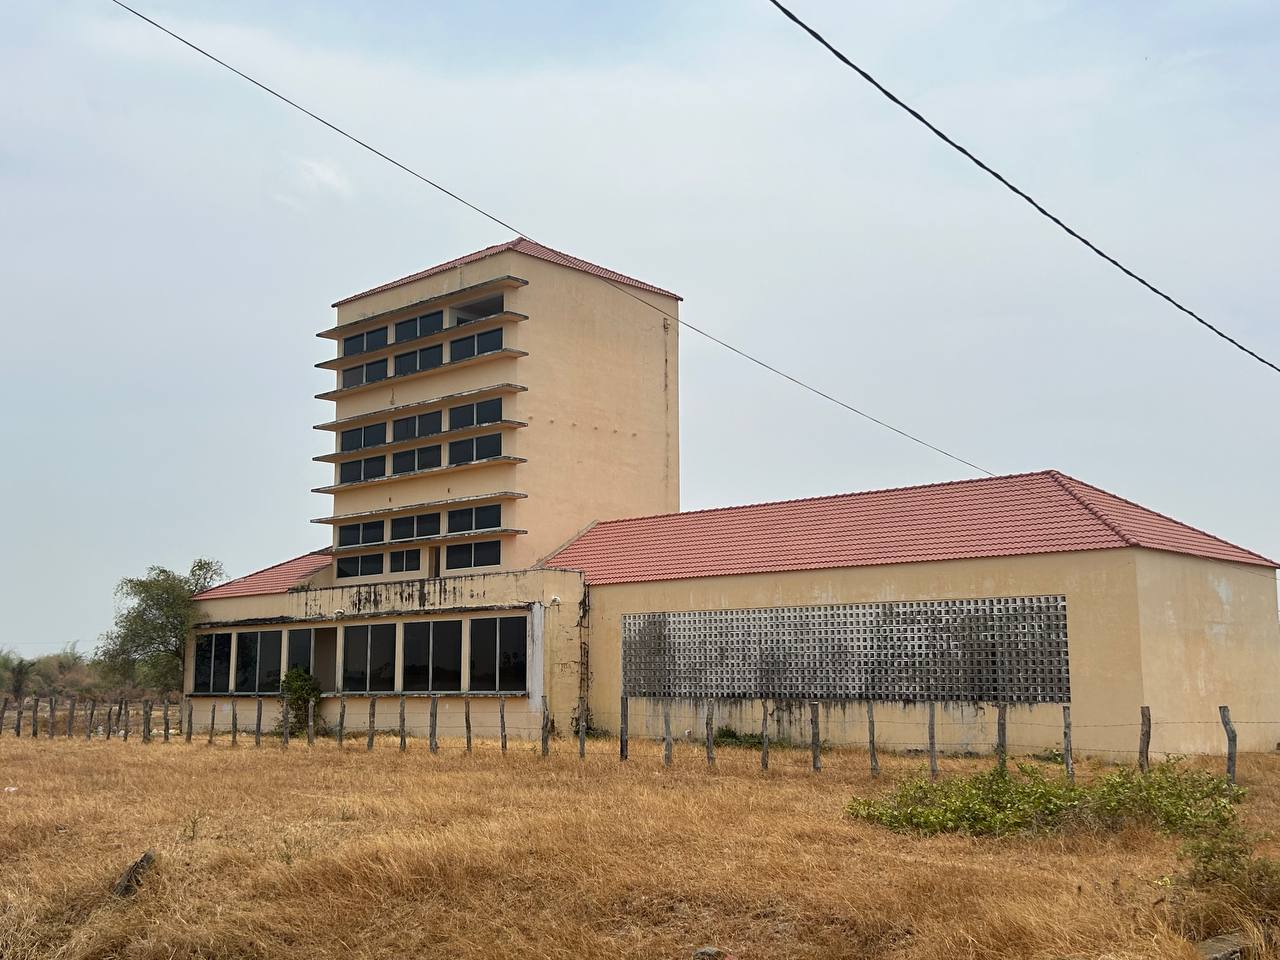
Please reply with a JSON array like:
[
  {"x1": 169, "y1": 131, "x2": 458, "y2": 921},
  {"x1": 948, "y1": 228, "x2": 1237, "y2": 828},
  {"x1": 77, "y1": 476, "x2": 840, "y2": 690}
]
[{"x1": 2, "y1": 0, "x2": 1278, "y2": 658}]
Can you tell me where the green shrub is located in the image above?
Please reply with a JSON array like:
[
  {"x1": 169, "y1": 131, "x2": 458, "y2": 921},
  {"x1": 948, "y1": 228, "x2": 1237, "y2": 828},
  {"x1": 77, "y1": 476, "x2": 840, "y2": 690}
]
[{"x1": 275, "y1": 668, "x2": 324, "y2": 736}]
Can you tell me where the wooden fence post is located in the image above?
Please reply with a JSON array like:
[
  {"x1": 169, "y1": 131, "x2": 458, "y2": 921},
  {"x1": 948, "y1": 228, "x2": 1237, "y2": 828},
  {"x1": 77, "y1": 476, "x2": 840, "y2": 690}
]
[
  {"x1": 255, "y1": 697, "x2": 263, "y2": 748},
  {"x1": 86, "y1": 700, "x2": 97, "y2": 741},
  {"x1": 927, "y1": 701, "x2": 938, "y2": 781},
  {"x1": 577, "y1": 696, "x2": 586, "y2": 760},
  {"x1": 499, "y1": 697, "x2": 507, "y2": 754},
  {"x1": 162, "y1": 701, "x2": 170, "y2": 743},
  {"x1": 281, "y1": 692, "x2": 291, "y2": 748},
  {"x1": 185, "y1": 700, "x2": 193, "y2": 743},
  {"x1": 1138, "y1": 705, "x2": 1151, "y2": 774},
  {"x1": 619, "y1": 694, "x2": 628, "y2": 762},
  {"x1": 14, "y1": 698, "x2": 23, "y2": 738},
  {"x1": 705, "y1": 699, "x2": 715, "y2": 768},
  {"x1": 662, "y1": 701, "x2": 672, "y2": 769},
  {"x1": 47, "y1": 697, "x2": 56, "y2": 739},
  {"x1": 121, "y1": 701, "x2": 130, "y2": 742},
  {"x1": 1062, "y1": 704, "x2": 1074, "y2": 784},
  {"x1": 229, "y1": 700, "x2": 237, "y2": 747},
  {"x1": 337, "y1": 695, "x2": 346, "y2": 748},
  {"x1": 207, "y1": 703, "x2": 215, "y2": 744},
  {"x1": 66, "y1": 696, "x2": 76, "y2": 738},
  {"x1": 308, "y1": 700, "x2": 316, "y2": 747},
  {"x1": 105, "y1": 703, "x2": 114, "y2": 740},
  {"x1": 143, "y1": 700, "x2": 153, "y2": 743},
  {"x1": 429, "y1": 696, "x2": 438, "y2": 753},
  {"x1": 0, "y1": 697, "x2": 7, "y2": 736},
  {"x1": 464, "y1": 696, "x2": 472, "y2": 754},
  {"x1": 31, "y1": 698, "x2": 39, "y2": 738},
  {"x1": 366, "y1": 697, "x2": 376, "y2": 752},
  {"x1": 866, "y1": 701, "x2": 880, "y2": 777},
  {"x1": 398, "y1": 696, "x2": 406, "y2": 753},
  {"x1": 760, "y1": 699, "x2": 769, "y2": 771},
  {"x1": 809, "y1": 701, "x2": 821, "y2": 773},
  {"x1": 996, "y1": 703, "x2": 1008, "y2": 770},
  {"x1": 540, "y1": 696, "x2": 550, "y2": 758},
  {"x1": 1220, "y1": 705, "x2": 1237, "y2": 784}
]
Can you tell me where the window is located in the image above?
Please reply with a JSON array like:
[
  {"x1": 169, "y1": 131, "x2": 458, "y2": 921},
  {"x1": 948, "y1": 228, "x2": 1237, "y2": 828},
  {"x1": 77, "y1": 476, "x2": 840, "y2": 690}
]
[
  {"x1": 235, "y1": 630, "x2": 282, "y2": 693},
  {"x1": 449, "y1": 327, "x2": 503, "y2": 362},
  {"x1": 193, "y1": 633, "x2": 232, "y2": 693},
  {"x1": 393, "y1": 344, "x2": 444, "y2": 378},
  {"x1": 336, "y1": 553, "x2": 384, "y2": 578},
  {"x1": 453, "y1": 294, "x2": 504, "y2": 325},
  {"x1": 340, "y1": 357, "x2": 388, "y2": 389},
  {"x1": 338, "y1": 520, "x2": 383, "y2": 548},
  {"x1": 445, "y1": 540, "x2": 501, "y2": 570},
  {"x1": 394, "y1": 310, "x2": 443, "y2": 343},
  {"x1": 469, "y1": 617, "x2": 527, "y2": 692},
  {"x1": 448, "y1": 433, "x2": 501, "y2": 466},
  {"x1": 339, "y1": 422, "x2": 386, "y2": 452},
  {"x1": 391, "y1": 444, "x2": 441, "y2": 476},
  {"x1": 342, "y1": 623, "x2": 396, "y2": 693},
  {"x1": 390, "y1": 549, "x2": 420, "y2": 573},
  {"x1": 447, "y1": 504, "x2": 501, "y2": 533},
  {"x1": 402, "y1": 619, "x2": 463, "y2": 691},
  {"x1": 447, "y1": 397, "x2": 501, "y2": 431},
  {"x1": 341, "y1": 326, "x2": 387, "y2": 357},
  {"x1": 392, "y1": 410, "x2": 442, "y2": 442},
  {"x1": 339, "y1": 456, "x2": 385, "y2": 485},
  {"x1": 287, "y1": 628, "x2": 312, "y2": 674},
  {"x1": 391, "y1": 513, "x2": 440, "y2": 541}
]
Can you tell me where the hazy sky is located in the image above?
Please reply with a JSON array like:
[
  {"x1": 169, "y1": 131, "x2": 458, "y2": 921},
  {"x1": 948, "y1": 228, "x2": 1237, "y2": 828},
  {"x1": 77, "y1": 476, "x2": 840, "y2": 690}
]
[{"x1": 3, "y1": 1, "x2": 1278, "y2": 658}]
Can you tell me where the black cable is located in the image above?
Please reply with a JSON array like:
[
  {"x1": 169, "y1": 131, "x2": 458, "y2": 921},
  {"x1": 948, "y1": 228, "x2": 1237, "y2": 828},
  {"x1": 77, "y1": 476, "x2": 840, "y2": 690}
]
[
  {"x1": 103, "y1": 0, "x2": 994, "y2": 477},
  {"x1": 765, "y1": 0, "x2": 1280, "y2": 377}
]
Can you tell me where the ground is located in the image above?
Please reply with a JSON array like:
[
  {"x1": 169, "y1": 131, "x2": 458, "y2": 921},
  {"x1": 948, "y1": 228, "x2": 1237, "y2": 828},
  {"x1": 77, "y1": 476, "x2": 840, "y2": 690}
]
[{"x1": 1, "y1": 734, "x2": 1276, "y2": 959}]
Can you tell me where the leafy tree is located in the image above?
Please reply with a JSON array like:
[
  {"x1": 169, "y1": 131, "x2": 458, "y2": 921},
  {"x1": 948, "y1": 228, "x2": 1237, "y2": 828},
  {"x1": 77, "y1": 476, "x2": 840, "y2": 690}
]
[
  {"x1": 95, "y1": 558, "x2": 224, "y2": 694},
  {"x1": 1, "y1": 651, "x2": 34, "y2": 700}
]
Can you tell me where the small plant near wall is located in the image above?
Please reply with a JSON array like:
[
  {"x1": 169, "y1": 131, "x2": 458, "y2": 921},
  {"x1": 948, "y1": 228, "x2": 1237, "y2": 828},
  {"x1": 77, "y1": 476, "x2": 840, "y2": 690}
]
[{"x1": 276, "y1": 669, "x2": 324, "y2": 737}]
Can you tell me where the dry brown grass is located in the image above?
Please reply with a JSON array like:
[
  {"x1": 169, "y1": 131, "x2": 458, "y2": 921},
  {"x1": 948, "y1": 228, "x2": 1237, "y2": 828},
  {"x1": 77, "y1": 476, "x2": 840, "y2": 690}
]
[{"x1": 1, "y1": 735, "x2": 1276, "y2": 960}]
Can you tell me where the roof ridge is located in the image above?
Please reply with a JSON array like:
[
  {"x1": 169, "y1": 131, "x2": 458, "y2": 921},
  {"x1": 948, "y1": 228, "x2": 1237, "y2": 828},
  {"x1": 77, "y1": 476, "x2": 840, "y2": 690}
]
[
  {"x1": 578, "y1": 470, "x2": 1057, "y2": 529},
  {"x1": 194, "y1": 548, "x2": 330, "y2": 598},
  {"x1": 1044, "y1": 470, "x2": 1137, "y2": 547},
  {"x1": 1051, "y1": 470, "x2": 1276, "y2": 565}
]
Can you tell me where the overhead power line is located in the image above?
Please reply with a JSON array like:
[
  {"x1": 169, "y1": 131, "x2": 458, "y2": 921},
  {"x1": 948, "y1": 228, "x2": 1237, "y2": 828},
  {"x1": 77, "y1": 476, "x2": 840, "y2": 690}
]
[
  {"x1": 765, "y1": 0, "x2": 1280, "y2": 378},
  {"x1": 105, "y1": 0, "x2": 994, "y2": 477}
]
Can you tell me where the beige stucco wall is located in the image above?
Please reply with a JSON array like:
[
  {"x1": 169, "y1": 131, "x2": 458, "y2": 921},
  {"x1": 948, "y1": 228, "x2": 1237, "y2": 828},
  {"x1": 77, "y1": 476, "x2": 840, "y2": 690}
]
[{"x1": 1135, "y1": 550, "x2": 1280, "y2": 754}]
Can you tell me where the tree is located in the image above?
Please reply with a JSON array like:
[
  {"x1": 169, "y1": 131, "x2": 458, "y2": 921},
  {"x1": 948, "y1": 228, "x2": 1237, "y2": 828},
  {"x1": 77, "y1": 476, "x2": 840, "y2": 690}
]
[
  {"x1": 95, "y1": 558, "x2": 224, "y2": 693},
  {"x1": 1, "y1": 650, "x2": 33, "y2": 701}
]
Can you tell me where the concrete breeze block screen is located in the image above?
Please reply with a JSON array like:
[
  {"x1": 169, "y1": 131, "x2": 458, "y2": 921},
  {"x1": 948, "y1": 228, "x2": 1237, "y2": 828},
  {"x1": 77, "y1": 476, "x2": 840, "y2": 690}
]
[{"x1": 622, "y1": 596, "x2": 1070, "y2": 703}]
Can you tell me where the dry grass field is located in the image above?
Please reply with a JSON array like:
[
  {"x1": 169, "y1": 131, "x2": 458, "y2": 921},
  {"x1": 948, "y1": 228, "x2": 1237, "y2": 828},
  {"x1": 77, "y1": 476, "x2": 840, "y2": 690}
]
[{"x1": 1, "y1": 735, "x2": 1277, "y2": 960}]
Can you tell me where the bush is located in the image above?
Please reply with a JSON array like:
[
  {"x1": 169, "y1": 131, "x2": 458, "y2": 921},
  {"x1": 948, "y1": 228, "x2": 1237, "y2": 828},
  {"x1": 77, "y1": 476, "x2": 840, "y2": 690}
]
[{"x1": 275, "y1": 669, "x2": 324, "y2": 736}]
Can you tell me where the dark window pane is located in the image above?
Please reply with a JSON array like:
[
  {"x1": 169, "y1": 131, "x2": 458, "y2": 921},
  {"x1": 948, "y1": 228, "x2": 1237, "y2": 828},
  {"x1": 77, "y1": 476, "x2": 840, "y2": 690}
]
[
  {"x1": 393, "y1": 416, "x2": 417, "y2": 442},
  {"x1": 194, "y1": 636, "x2": 213, "y2": 692},
  {"x1": 235, "y1": 632, "x2": 257, "y2": 694},
  {"x1": 419, "y1": 345, "x2": 443, "y2": 369},
  {"x1": 476, "y1": 328, "x2": 503, "y2": 354},
  {"x1": 474, "y1": 504, "x2": 501, "y2": 529},
  {"x1": 212, "y1": 634, "x2": 232, "y2": 693},
  {"x1": 365, "y1": 327, "x2": 387, "y2": 351},
  {"x1": 419, "y1": 411, "x2": 442, "y2": 436},
  {"x1": 287, "y1": 629, "x2": 312, "y2": 674},
  {"x1": 359, "y1": 554, "x2": 384, "y2": 576},
  {"x1": 417, "y1": 513, "x2": 440, "y2": 537},
  {"x1": 340, "y1": 427, "x2": 363, "y2": 452},
  {"x1": 392, "y1": 450, "x2": 416, "y2": 475},
  {"x1": 361, "y1": 521, "x2": 383, "y2": 544},
  {"x1": 343, "y1": 333, "x2": 365, "y2": 356},
  {"x1": 339, "y1": 461, "x2": 362, "y2": 484},
  {"x1": 394, "y1": 351, "x2": 417, "y2": 377},
  {"x1": 369, "y1": 624, "x2": 396, "y2": 692},
  {"x1": 448, "y1": 438, "x2": 474, "y2": 465},
  {"x1": 258, "y1": 631, "x2": 282, "y2": 691},
  {"x1": 402, "y1": 549, "x2": 420, "y2": 572},
  {"x1": 417, "y1": 445, "x2": 441, "y2": 470},
  {"x1": 395, "y1": 317, "x2": 418, "y2": 342},
  {"x1": 391, "y1": 516, "x2": 416, "y2": 541},
  {"x1": 421, "y1": 311, "x2": 444, "y2": 335},
  {"x1": 363, "y1": 422, "x2": 386, "y2": 447},
  {"x1": 450, "y1": 336, "x2": 476, "y2": 362},
  {"x1": 476, "y1": 397, "x2": 502, "y2": 424},
  {"x1": 446, "y1": 544, "x2": 471, "y2": 569},
  {"x1": 390, "y1": 550, "x2": 405, "y2": 573},
  {"x1": 449, "y1": 403, "x2": 475, "y2": 430},
  {"x1": 338, "y1": 523, "x2": 361, "y2": 547},
  {"x1": 469, "y1": 618, "x2": 498, "y2": 691},
  {"x1": 498, "y1": 617, "x2": 527, "y2": 691},
  {"x1": 403, "y1": 622, "x2": 430, "y2": 691},
  {"x1": 448, "y1": 508, "x2": 473, "y2": 533},
  {"x1": 473, "y1": 540, "x2": 501, "y2": 567},
  {"x1": 336, "y1": 556, "x2": 360, "y2": 578},
  {"x1": 432, "y1": 621, "x2": 462, "y2": 691},
  {"x1": 343, "y1": 626, "x2": 368, "y2": 691},
  {"x1": 475, "y1": 434, "x2": 501, "y2": 459},
  {"x1": 364, "y1": 456, "x2": 385, "y2": 479},
  {"x1": 342, "y1": 366, "x2": 363, "y2": 389},
  {"x1": 365, "y1": 359, "x2": 388, "y2": 382}
]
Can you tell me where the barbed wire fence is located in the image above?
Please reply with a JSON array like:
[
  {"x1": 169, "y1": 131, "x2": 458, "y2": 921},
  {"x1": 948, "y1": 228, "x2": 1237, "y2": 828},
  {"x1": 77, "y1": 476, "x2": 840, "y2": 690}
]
[{"x1": 2, "y1": 691, "x2": 1277, "y2": 785}]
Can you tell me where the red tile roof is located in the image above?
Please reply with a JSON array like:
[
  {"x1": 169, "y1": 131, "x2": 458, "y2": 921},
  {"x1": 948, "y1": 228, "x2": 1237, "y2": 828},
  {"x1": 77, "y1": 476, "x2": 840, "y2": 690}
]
[
  {"x1": 333, "y1": 237, "x2": 681, "y2": 306},
  {"x1": 194, "y1": 551, "x2": 331, "y2": 600},
  {"x1": 545, "y1": 471, "x2": 1276, "y2": 585}
]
